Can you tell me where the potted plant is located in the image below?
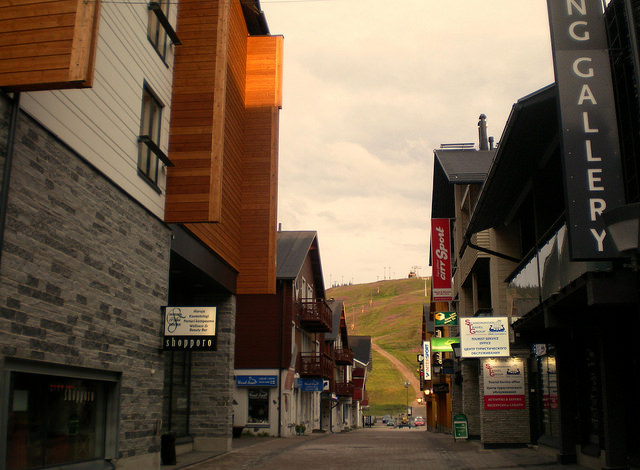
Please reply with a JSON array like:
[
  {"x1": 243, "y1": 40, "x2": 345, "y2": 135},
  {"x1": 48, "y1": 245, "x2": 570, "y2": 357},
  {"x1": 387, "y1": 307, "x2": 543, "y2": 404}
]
[{"x1": 294, "y1": 423, "x2": 306, "y2": 435}]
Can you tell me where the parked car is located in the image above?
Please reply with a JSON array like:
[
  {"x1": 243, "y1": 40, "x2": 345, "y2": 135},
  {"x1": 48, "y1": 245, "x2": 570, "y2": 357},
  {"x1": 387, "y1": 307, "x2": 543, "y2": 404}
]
[
  {"x1": 382, "y1": 415, "x2": 392, "y2": 424},
  {"x1": 414, "y1": 416, "x2": 425, "y2": 426}
]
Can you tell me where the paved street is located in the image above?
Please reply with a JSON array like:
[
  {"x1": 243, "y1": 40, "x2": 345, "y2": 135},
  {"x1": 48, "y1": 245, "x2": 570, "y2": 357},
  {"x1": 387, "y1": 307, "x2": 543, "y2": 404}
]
[{"x1": 174, "y1": 427, "x2": 590, "y2": 470}]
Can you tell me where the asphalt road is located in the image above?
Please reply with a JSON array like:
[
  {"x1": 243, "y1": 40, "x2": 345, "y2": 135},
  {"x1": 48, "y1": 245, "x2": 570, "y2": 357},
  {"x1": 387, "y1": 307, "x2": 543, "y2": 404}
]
[{"x1": 178, "y1": 426, "x2": 591, "y2": 470}]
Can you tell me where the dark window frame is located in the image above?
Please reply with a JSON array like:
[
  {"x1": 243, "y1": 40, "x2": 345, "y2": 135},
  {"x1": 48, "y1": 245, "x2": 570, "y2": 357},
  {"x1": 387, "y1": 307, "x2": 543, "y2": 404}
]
[
  {"x1": 138, "y1": 83, "x2": 172, "y2": 192},
  {"x1": 147, "y1": 1, "x2": 181, "y2": 60}
]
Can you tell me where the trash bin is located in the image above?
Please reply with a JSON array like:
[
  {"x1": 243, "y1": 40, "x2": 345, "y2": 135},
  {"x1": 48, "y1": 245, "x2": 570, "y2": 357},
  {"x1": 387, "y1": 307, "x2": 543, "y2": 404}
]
[{"x1": 161, "y1": 432, "x2": 177, "y2": 465}]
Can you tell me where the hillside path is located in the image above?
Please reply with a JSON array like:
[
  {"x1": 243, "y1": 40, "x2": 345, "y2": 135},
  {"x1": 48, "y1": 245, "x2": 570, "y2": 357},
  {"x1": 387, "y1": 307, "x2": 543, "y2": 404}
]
[{"x1": 371, "y1": 340, "x2": 421, "y2": 408}]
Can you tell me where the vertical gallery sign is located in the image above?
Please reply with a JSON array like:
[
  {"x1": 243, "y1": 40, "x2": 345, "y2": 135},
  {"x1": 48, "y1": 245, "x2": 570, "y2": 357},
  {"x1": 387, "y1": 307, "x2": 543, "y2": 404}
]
[
  {"x1": 547, "y1": 0, "x2": 625, "y2": 259},
  {"x1": 431, "y1": 218, "x2": 452, "y2": 301}
]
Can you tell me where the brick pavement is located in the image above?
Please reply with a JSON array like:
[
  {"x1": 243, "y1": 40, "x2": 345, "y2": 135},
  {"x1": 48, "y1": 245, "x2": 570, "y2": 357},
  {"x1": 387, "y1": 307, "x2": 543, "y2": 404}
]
[{"x1": 169, "y1": 427, "x2": 592, "y2": 470}]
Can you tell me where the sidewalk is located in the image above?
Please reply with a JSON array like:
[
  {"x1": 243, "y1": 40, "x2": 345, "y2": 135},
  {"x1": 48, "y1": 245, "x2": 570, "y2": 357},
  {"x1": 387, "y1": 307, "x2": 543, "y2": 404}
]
[{"x1": 162, "y1": 434, "x2": 283, "y2": 470}]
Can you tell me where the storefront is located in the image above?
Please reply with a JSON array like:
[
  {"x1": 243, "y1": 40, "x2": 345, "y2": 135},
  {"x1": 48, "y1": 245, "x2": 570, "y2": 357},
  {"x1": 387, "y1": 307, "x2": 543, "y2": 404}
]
[
  {"x1": 233, "y1": 371, "x2": 279, "y2": 435},
  {"x1": 3, "y1": 361, "x2": 120, "y2": 469}
]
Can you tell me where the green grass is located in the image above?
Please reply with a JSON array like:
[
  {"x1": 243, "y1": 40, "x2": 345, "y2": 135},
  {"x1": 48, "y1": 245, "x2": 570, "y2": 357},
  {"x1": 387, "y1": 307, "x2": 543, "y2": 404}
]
[
  {"x1": 327, "y1": 278, "x2": 430, "y2": 415},
  {"x1": 364, "y1": 349, "x2": 411, "y2": 417}
]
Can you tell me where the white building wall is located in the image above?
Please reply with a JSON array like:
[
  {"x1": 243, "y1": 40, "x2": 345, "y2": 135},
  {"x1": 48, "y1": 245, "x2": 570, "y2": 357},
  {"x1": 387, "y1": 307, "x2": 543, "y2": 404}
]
[{"x1": 19, "y1": 0, "x2": 176, "y2": 218}]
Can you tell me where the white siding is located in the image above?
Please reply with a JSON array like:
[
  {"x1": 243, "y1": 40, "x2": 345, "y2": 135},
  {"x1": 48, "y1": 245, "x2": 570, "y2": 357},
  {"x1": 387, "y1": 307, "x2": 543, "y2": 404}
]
[{"x1": 20, "y1": 0, "x2": 178, "y2": 219}]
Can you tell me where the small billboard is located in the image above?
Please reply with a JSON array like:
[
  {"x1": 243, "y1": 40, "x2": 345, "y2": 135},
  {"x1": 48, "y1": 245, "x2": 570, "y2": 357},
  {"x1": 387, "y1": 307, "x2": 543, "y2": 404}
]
[{"x1": 459, "y1": 317, "x2": 510, "y2": 358}]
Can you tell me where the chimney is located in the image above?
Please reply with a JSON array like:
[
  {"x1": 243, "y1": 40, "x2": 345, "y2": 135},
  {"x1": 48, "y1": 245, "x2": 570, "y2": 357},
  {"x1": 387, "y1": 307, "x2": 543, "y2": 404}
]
[{"x1": 478, "y1": 114, "x2": 489, "y2": 151}]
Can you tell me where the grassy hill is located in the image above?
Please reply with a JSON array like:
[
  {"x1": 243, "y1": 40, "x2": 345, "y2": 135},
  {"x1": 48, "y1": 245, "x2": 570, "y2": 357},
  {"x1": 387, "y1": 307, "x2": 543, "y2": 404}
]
[{"x1": 326, "y1": 277, "x2": 429, "y2": 416}]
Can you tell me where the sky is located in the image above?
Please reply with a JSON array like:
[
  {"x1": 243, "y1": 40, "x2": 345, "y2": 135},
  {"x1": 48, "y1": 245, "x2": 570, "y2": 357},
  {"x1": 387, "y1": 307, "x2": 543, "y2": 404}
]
[{"x1": 260, "y1": 0, "x2": 556, "y2": 287}]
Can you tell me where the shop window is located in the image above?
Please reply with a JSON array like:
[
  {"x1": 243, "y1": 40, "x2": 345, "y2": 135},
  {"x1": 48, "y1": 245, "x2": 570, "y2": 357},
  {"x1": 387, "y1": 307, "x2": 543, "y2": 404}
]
[
  {"x1": 3, "y1": 363, "x2": 119, "y2": 470},
  {"x1": 247, "y1": 389, "x2": 269, "y2": 425}
]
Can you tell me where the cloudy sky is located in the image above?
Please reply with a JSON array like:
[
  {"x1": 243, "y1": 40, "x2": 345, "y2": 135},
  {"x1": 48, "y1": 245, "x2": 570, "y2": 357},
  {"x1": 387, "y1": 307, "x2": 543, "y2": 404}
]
[{"x1": 260, "y1": 0, "x2": 555, "y2": 286}]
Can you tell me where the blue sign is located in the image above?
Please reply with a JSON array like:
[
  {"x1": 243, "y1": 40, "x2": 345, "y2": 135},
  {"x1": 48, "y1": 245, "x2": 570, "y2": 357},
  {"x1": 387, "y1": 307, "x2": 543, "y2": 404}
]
[
  {"x1": 296, "y1": 378, "x2": 324, "y2": 392},
  {"x1": 235, "y1": 375, "x2": 278, "y2": 387}
]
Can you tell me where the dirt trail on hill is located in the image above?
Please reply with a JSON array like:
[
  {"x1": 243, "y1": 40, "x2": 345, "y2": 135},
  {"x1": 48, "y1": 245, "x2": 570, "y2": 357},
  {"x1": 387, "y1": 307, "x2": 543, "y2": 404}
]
[{"x1": 371, "y1": 340, "x2": 421, "y2": 408}]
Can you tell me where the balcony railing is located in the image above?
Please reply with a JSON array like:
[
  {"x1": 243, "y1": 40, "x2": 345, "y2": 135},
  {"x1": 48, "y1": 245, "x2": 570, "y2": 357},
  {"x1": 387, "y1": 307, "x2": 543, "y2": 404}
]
[
  {"x1": 334, "y1": 348, "x2": 354, "y2": 365},
  {"x1": 335, "y1": 381, "x2": 354, "y2": 397},
  {"x1": 298, "y1": 299, "x2": 332, "y2": 332},
  {"x1": 299, "y1": 352, "x2": 333, "y2": 379}
]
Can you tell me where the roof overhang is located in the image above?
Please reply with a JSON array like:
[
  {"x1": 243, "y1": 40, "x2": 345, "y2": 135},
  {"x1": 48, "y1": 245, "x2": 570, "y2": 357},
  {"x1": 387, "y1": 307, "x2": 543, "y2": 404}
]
[
  {"x1": 241, "y1": 0, "x2": 270, "y2": 35},
  {"x1": 466, "y1": 84, "x2": 559, "y2": 236},
  {"x1": 431, "y1": 149, "x2": 495, "y2": 219}
]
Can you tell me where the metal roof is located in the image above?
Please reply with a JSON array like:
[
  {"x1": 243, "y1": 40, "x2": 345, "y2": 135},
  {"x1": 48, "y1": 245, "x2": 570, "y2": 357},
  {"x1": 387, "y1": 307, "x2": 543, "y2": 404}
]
[
  {"x1": 276, "y1": 231, "x2": 326, "y2": 295},
  {"x1": 431, "y1": 148, "x2": 496, "y2": 219},
  {"x1": 277, "y1": 231, "x2": 317, "y2": 279},
  {"x1": 433, "y1": 149, "x2": 496, "y2": 184},
  {"x1": 325, "y1": 299, "x2": 344, "y2": 342},
  {"x1": 349, "y1": 335, "x2": 372, "y2": 366}
]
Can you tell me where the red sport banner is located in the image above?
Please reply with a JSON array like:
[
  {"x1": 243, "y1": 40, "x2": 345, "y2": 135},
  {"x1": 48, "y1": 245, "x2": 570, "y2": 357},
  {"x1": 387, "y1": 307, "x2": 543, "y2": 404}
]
[{"x1": 431, "y1": 218, "x2": 452, "y2": 301}]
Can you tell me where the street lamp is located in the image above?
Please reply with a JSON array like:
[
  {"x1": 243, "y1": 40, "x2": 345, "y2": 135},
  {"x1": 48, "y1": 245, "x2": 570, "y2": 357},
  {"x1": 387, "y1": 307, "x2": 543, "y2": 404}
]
[
  {"x1": 404, "y1": 381, "x2": 409, "y2": 417},
  {"x1": 451, "y1": 343, "x2": 462, "y2": 362}
]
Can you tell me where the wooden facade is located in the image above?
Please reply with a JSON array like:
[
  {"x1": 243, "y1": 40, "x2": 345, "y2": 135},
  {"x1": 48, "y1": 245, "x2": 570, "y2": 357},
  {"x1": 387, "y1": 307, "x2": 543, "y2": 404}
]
[
  {"x1": 0, "y1": 0, "x2": 100, "y2": 91},
  {"x1": 166, "y1": 0, "x2": 282, "y2": 294}
]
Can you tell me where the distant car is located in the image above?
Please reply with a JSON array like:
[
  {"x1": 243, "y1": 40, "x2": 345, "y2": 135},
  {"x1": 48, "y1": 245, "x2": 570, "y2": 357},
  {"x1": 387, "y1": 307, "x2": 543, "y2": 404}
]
[
  {"x1": 386, "y1": 418, "x2": 395, "y2": 426},
  {"x1": 382, "y1": 415, "x2": 392, "y2": 424},
  {"x1": 414, "y1": 417, "x2": 425, "y2": 426}
]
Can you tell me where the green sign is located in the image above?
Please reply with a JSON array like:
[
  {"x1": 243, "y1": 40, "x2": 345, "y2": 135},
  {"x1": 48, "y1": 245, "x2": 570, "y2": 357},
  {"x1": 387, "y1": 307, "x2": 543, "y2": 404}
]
[
  {"x1": 431, "y1": 336, "x2": 460, "y2": 352},
  {"x1": 434, "y1": 311, "x2": 458, "y2": 326},
  {"x1": 453, "y1": 413, "x2": 468, "y2": 440}
]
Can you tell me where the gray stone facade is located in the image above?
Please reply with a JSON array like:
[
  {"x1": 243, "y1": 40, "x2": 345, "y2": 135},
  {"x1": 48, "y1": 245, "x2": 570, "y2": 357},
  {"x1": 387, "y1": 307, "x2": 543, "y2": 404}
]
[
  {"x1": 460, "y1": 359, "x2": 480, "y2": 436},
  {"x1": 479, "y1": 357, "x2": 531, "y2": 446},
  {"x1": 0, "y1": 92, "x2": 172, "y2": 467},
  {"x1": 190, "y1": 294, "x2": 235, "y2": 453}
]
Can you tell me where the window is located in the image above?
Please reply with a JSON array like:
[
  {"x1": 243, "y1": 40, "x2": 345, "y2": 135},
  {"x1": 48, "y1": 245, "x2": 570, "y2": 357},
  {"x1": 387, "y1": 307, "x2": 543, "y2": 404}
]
[
  {"x1": 3, "y1": 363, "x2": 119, "y2": 470},
  {"x1": 147, "y1": 1, "x2": 181, "y2": 59},
  {"x1": 138, "y1": 85, "x2": 166, "y2": 189},
  {"x1": 148, "y1": 0, "x2": 169, "y2": 58},
  {"x1": 247, "y1": 389, "x2": 269, "y2": 425}
]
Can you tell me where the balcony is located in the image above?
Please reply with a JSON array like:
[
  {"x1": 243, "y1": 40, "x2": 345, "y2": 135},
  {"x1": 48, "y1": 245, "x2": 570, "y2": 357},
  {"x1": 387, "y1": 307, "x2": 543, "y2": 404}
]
[
  {"x1": 334, "y1": 348, "x2": 354, "y2": 365},
  {"x1": 298, "y1": 299, "x2": 332, "y2": 332},
  {"x1": 335, "y1": 381, "x2": 354, "y2": 397},
  {"x1": 299, "y1": 353, "x2": 333, "y2": 379}
]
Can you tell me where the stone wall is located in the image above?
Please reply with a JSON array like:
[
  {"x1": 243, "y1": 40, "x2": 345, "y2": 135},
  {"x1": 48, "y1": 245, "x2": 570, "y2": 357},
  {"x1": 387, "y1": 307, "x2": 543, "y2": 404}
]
[
  {"x1": 461, "y1": 359, "x2": 481, "y2": 437},
  {"x1": 190, "y1": 294, "x2": 236, "y2": 452},
  {"x1": 0, "y1": 92, "x2": 172, "y2": 465},
  {"x1": 479, "y1": 357, "x2": 531, "y2": 445}
]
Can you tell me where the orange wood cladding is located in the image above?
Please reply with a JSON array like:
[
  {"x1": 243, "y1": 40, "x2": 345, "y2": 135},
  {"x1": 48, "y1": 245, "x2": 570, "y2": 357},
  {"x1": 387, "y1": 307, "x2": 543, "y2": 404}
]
[
  {"x1": 0, "y1": 0, "x2": 100, "y2": 91},
  {"x1": 167, "y1": 0, "x2": 282, "y2": 295}
]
